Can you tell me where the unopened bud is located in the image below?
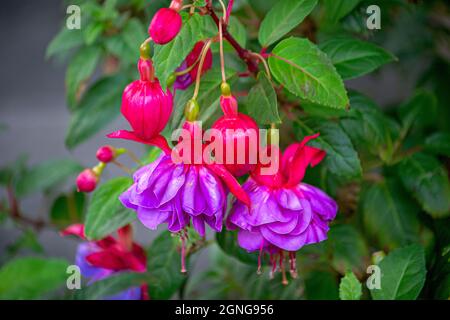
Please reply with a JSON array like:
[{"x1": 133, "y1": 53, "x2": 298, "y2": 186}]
[{"x1": 185, "y1": 99, "x2": 200, "y2": 121}]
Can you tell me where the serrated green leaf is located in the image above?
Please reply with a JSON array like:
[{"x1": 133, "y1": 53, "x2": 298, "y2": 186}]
[
  {"x1": 319, "y1": 37, "x2": 396, "y2": 79},
  {"x1": 258, "y1": 0, "x2": 318, "y2": 47},
  {"x1": 322, "y1": 0, "x2": 362, "y2": 24},
  {"x1": 361, "y1": 179, "x2": 420, "y2": 249},
  {"x1": 425, "y1": 132, "x2": 450, "y2": 157},
  {"x1": 153, "y1": 13, "x2": 216, "y2": 90},
  {"x1": 46, "y1": 28, "x2": 84, "y2": 58},
  {"x1": 66, "y1": 46, "x2": 102, "y2": 108},
  {"x1": 15, "y1": 159, "x2": 82, "y2": 197},
  {"x1": 269, "y1": 37, "x2": 348, "y2": 109},
  {"x1": 371, "y1": 244, "x2": 426, "y2": 300},
  {"x1": 398, "y1": 90, "x2": 437, "y2": 132},
  {"x1": 296, "y1": 120, "x2": 362, "y2": 180},
  {"x1": 65, "y1": 75, "x2": 129, "y2": 149},
  {"x1": 147, "y1": 232, "x2": 186, "y2": 299},
  {"x1": 339, "y1": 271, "x2": 362, "y2": 300},
  {"x1": 398, "y1": 153, "x2": 450, "y2": 218},
  {"x1": 0, "y1": 257, "x2": 69, "y2": 299},
  {"x1": 84, "y1": 177, "x2": 136, "y2": 240},
  {"x1": 246, "y1": 72, "x2": 281, "y2": 125}
]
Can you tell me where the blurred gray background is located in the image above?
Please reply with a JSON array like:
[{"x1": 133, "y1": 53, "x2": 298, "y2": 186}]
[{"x1": 0, "y1": 1, "x2": 417, "y2": 264}]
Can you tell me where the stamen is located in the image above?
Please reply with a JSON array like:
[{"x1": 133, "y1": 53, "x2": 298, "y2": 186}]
[
  {"x1": 180, "y1": 230, "x2": 187, "y2": 274},
  {"x1": 280, "y1": 251, "x2": 288, "y2": 286},
  {"x1": 257, "y1": 241, "x2": 263, "y2": 275},
  {"x1": 269, "y1": 253, "x2": 277, "y2": 279},
  {"x1": 289, "y1": 252, "x2": 298, "y2": 279}
]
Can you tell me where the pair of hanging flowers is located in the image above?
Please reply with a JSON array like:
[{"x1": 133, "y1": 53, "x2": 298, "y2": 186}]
[{"x1": 71, "y1": 0, "x2": 338, "y2": 294}]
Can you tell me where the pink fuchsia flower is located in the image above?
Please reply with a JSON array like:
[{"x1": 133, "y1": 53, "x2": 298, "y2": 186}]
[
  {"x1": 76, "y1": 169, "x2": 98, "y2": 193},
  {"x1": 174, "y1": 41, "x2": 213, "y2": 90},
  {"x1": 211, "y1": 91, "x2": 260, "y2": 177},
  {"x1": 61, "y1": 224, "x2": 148, "y2": 300},
  {"x1": 148, "y1": 8, "x2": 182, "y2": 45},
  {"x1": 96, "y1": 145, "x2": 116, "y2": 163},
  {"x1": 119, "y1": 123, "x2": 250, "y2": 272},
  {"x1": 108, "y1": 58, "x2": 173, "y2": 154},
  {"x1": 226, "y1": 134, "x2": 338, "y2": 282}
]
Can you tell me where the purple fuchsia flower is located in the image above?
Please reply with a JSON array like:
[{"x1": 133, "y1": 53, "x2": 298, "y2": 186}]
[
  {"x1": 61, "y1": 224, "x2": 148, "y2": 300},
  {"x1": 227, "y1": 134, "x2": 338, "y2": 283},
  {"x1": 119, "y1": 122, "x2": 250, "y2": 273}
]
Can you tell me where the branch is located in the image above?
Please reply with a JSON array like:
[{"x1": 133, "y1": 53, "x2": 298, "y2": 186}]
[{"x1": 205, "y1": 1, "x2": 259, "y2": 74}]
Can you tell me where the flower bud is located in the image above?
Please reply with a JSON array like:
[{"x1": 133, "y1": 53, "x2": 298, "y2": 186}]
[
  {"x1": 139, "y1": 41, "x2": 151, "y2": 60},
  {"x1": 148, "y1": 8, "x2": 182, "y2": 45},
  {"x1": 76, "y1": 169, "x2": 98, "y2": 193},
  {"x1": 184, "y1": 99, "x2": 200, "y2": 121},
  {"x1": 119, "y1": 58, "x2": 173, "y2": 142},
  {"x1": 212, "y1": 113, "x2": 260, "y2": 177},
  {"x1": 96, "y1": 145, "x2": 116, "y2": 163}
]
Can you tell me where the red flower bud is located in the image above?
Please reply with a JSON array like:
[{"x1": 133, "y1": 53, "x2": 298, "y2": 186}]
[
  {"x1": 76, "y1": 169, "x2": 98, "y2": 193},
  {"x1": 96, "y1": 145, "x2": 116, "y2": 163},
  {"x1": 149, "y1": 8, "x2": 182, "y2": 45},
  {"x1": 212, "y1": 113, "x2": 260, "y2": 177}
]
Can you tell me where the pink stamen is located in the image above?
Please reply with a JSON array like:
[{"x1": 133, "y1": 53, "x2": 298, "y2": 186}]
[
  {"x1": 257, "y1": 241, "x2": 263, "y2": 275},
  {"x1": 280, "y1": 251, "x2": 288, "y2": 286},
  {"x1": 180, "y1": 230, "x2": 187, "y2": 274},
  {"x1": 289, "y1": 252, "x2": 298, "y2": 279}
]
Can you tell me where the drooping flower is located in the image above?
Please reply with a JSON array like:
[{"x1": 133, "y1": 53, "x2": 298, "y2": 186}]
[
  {"x1": 174, "y1": 41, "x2": 213, "y2": 90},
  {"x1": 211, "y1": 84, "x2": 260, "y2": 177},
  {"x1": 108, "y1": 58, "x2": 173, "y2": 154},
  {"x1": 119, "y1": 122, "x2": 250, "y2": 272},
  {"x1": 226, "y1": 134, "x2": 338, "y2": 282},
  {"x1": 76, "y1": 169, "x2": 98, "y2": 193},
  {"x1": 148, "y1": 8, "x2": 182, "y2": 45},
  {"x1": 61, "y1": 224, "x2": 148, "y2": 300}
]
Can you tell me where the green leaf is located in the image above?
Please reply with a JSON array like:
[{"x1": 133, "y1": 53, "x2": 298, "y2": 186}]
[
  {"x1": 153, "y1": 13, "x2": 216, "y2": 90},
  {"x1": 6, "y1": 230, "x2": 44, "y2": 257},
  {"x1": 304, "y1": 270, "x2": 339, "y2": 300},
  {"x1": 269, "y1": 37, "x2": 348, "y2": 109},
  {"x1": 398, "y1": 153, "x2": 450, "y2": 218},
  {"x1": 322, "y1": 0, "x2": 362, "y2": 24},
  {"x1": 46, "y1": 28, "x2": 84, "y2": 58},
  {"x1": 319, "y1": 37, "x2": 396, "y2": 79},
  {"x1": 75, "y1": 272, "x2": 148, "y2": 300},
  {"x1": 341, "y1": 92, "x2": 391, "y2": 155},
  {"x1": 258, "y1": 0, "x2": 318, "y2": 47},
  {"x1": 83, "y1": 22, "x2": 104, "y2": 45},
  {"x1": 361, "y1": 179, "x2": 420, "y2": 249},
  {"x1": 65, "y1": 74, "x2": 129, "y2": 149},
  {"x1": 246, "y1": 72, "x2": 281, "y2": 125},
  {"x1": 0, "y1": 257, "x2": 69, "y2": 299},
  {"x1": 84, "y1": 177, "x2": 136, "y2": 240},
  {"x1": 371, "y1": 244, "x2": 426, "y2": 300},
  {"x1": 339, "y1": 271, "x2": 362, "y2": 300},
  {"x1": 50, "y1": 190, "x2": 85, "y2": 227},
  {"x1": 296, "y1": 120, "x2": 362, "y2": 180},
  {"x1": 327, "y1": 224, "x2": 368, "y2": 274},
  {"x1": 147, "y1": 232, "x2": 186, "y2": 299},
  {"x1": 66, "y1": 46, "x2": 102, "y2": 108},
  {"x1": 171, "y1": 68, "x2": 237, "y2": 130},
  {"x1": 425, "y1": 132, "x2": 450, "y2": 157},
  {"x1": 398, "y1": 90, "x2": 438, "y2": 132},
  {"x1": 216, "y1": 230, "x2": 260, "y2": 266},
  {"x1": 16, "y1": 159, "x2": 82, "y2": 197}
]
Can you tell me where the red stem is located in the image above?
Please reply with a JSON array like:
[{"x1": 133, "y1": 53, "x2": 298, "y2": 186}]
[{"x1": 205, "y1": 1, "x2": 259, "y2": 74}]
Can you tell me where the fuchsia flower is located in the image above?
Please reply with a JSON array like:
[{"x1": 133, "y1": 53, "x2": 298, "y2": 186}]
[
  {"x1": 76, "y1": 169, "x2": 98, "y2": 193},
  {"x1": 108, "y1": 58, "x2": 173, "y2": 154},
  {"x1": 227, "y1": 134, "x2": 338, "y2": 280},
  {"x1": 174, "y1": 41, "x2": 213, "y2": 90},
  {"x1": 61, "y1": 224, "x2": 148, "y2": 300},
  {"x1": 211, "y1": 92, "x2": 260, "y2": 177},
  {"x1": 119, "y1": 122, "x2": 250, "y2": 272},
  {"x1": 149, "y1": 8, "x2": 182, "y2": 45}
]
